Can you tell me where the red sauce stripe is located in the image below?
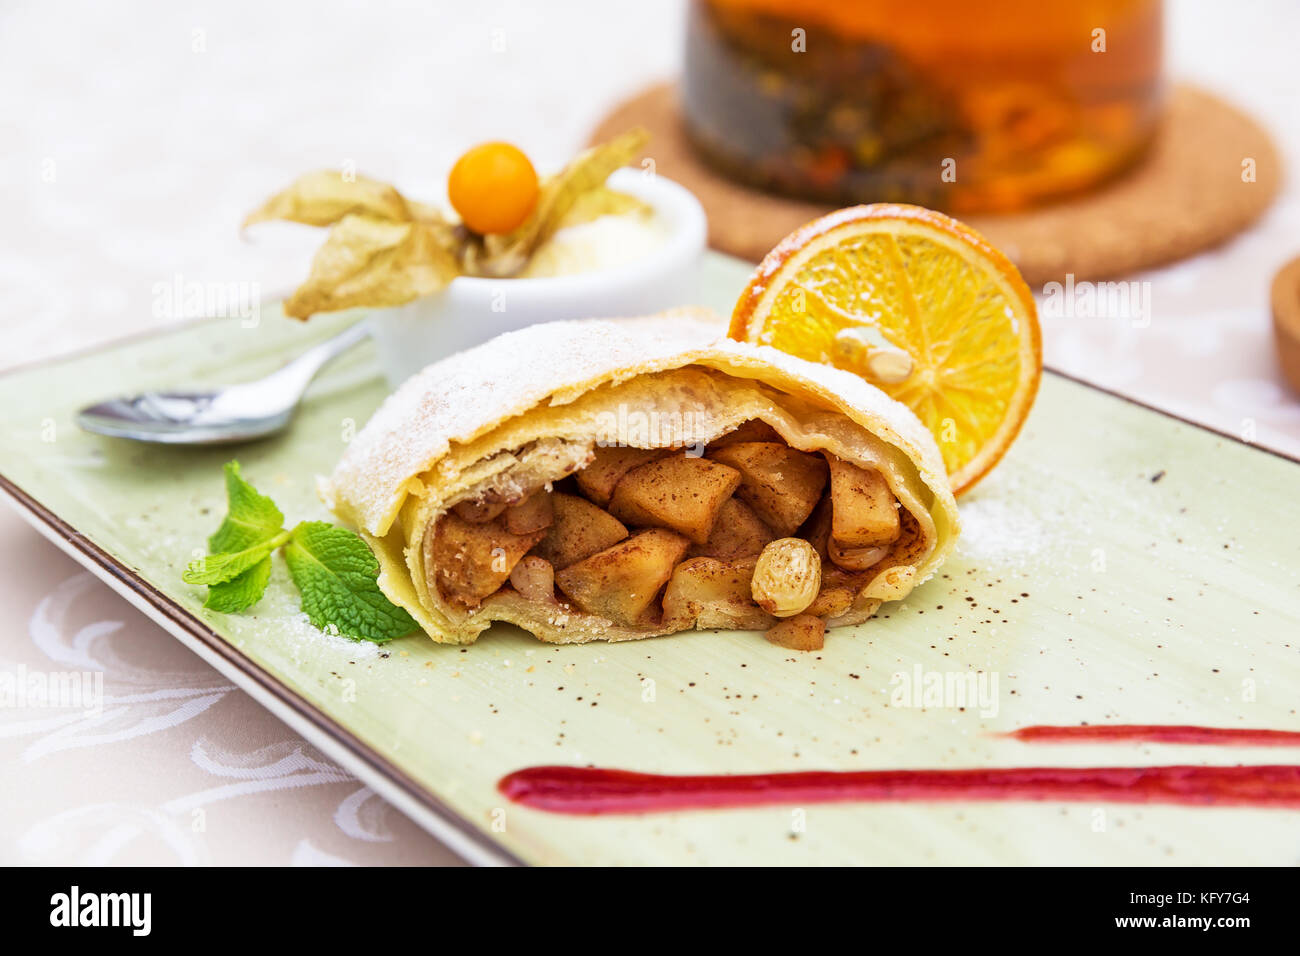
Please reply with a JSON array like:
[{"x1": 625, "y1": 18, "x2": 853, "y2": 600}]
[
  {"x1": 498, "y1": 764, "x2": 1300, "y2": 815},
  {"x1": 1007, "y1": 724, "x2": 1300, "y2": 746}
]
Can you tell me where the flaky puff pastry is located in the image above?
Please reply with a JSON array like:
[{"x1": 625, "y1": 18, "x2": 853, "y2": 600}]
[{"x1": 322, "y1": 310, "x2": 959, "y2": 644}]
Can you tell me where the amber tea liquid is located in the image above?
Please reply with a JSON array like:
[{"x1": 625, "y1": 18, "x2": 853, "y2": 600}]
[{"x1": 683, "y1": 0, "x2": 1164, "y2": 212}]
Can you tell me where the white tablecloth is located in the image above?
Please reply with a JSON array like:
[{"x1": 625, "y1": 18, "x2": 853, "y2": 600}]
[{"x1": 2, "y1": 0, "x2": 1297, "y2": 864}]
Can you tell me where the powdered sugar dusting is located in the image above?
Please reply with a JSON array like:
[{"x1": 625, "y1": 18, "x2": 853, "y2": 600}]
[
  {"x1": 326, "y1": 309, "x2": 727, "y2": 535},
  {"x1": 327, "y1": 310, "x2": 953, "y2": 540},
  {"x1": 245, "y1": 564, "x2": 385, "y2": 663},
  {"x1": 955, "y1": 481, "x2": 1054, "y2": 569}
]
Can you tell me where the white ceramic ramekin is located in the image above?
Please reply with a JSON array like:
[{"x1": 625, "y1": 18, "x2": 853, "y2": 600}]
[{"x1": 368, "y1": 168, "x2": 708, "y2": 387}]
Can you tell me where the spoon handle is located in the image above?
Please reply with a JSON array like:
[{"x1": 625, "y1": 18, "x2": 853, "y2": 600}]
[{"x1": 260, "y1": 320, "x2": 371, "y2": 396}]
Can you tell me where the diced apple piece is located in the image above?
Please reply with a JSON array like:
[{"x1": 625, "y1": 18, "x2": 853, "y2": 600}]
[
  {"x1": 662, "y1": 557, "x2": 773, "y2": 630},
  {"x1": 574, "y1": 445, "x2": 667, "y2": 506},
  {"x1": 708, "y1": 419, "x2": 782, "y2": 448},
  {"x1": 797, "y1": 494, "x2": 833, "y2": 558},
  {"x1": 822, "y1": 564, "x2": 871, "y2": 591},
  {"x1": 554, "y1": 529, "x2": 690, "y2": 626},
  {"x1": 690, "y1": 498, "x2": 775, "y2": 561},
  {"x1": 807, "y1": 586, "x2": 855, "y2": 619},
  {"x1": 707, "y1": 442, "x2": 828, "y2": 536},
  {"x1": 504, "y1": 490, "x2": 554, "y2": 535},
  {"x1": 764, "y1": 614, "x2": 826, "y2": 651},
  {"x1": 533, "y1": 492, "x2": 628, "y2": 570},
  {"x1": 607, "y1": 453, "x2": 741, "y2": 544},
  {"x1": 428, "y1": 512, "x2": 546, "y2": 609},
  {"x1": 509, "y1": 555, "x2": 555, "y2": 603},
  {"x1": 826, "y1": 456, "x2": 901, "y2": 547}
]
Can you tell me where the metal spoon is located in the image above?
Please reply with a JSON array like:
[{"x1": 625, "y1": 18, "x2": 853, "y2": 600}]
[{"x1": 76, "y1": 321, "x2": 370, "y2": 445}]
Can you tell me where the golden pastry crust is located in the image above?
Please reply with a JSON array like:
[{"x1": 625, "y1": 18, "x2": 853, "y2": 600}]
[{"x1": 321, "y1": 310, "x2": 959, "y2": 644}]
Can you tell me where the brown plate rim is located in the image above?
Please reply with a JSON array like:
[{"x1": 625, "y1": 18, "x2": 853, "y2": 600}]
[{"x1": 0, "y1": 472, "x2": 525, "y2": 867}]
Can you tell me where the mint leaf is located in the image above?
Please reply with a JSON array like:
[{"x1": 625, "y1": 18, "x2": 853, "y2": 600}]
[
  {"x1": 183, "y1": 531, "x2": 288, "y2": 585},
  {"x1": 207, "y1": 461, "x2": 286, "y2": 553},
  {"x1": 204, "y1": 556, "x2": 273, "y2": 612},
  {"x1": 283, "y1": 521, "x2": 418, "y2": 644},
  {"x1": 188, "y1": 463, "x2": 417, "y2": 643}
]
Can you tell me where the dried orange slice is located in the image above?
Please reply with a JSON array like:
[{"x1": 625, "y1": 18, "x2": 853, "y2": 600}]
[{"x1": 730, "y1": 204, "x2": 1041, "y2": 495}]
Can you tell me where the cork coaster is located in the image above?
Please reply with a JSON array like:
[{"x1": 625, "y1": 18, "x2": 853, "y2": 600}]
[
  {"x1": 591, "y1": 82, "x2": 1281, "y2": 285},
  {"x1": 1272, "y1": 255, "x2": 1300, "y2": 395}
]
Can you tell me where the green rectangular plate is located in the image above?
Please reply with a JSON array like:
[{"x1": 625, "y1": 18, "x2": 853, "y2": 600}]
[{"x1": 3, "y1": 253, "x2": 1299, "y2": 865}]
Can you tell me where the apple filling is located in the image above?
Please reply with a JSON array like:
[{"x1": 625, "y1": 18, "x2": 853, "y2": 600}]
[{"x1": 425, "y1": 420, "x2": 924, "y2": 650}]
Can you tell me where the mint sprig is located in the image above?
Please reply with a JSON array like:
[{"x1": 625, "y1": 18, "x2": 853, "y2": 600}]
[
  {"x1": 284, "y1": 522, "x2": 421, "y2": 643},
  {"x1": 206, "y1": 556, "x2": 274, "y2": 613},
  {"x1": 207, "y1": 460, "x2": 285, "y2": 552},
  {"x1": 184, "y1": 534, "x2": 288, "y2": 586},
  {"x1": 182, "y1": 461, "x2": 418, "y2": 644}
]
